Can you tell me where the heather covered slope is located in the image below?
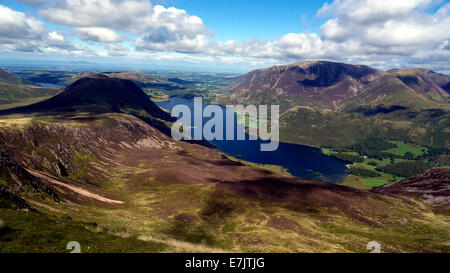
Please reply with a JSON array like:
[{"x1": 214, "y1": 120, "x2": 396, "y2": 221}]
[
  {"x1": 0, "y1": 112, "x2": 449, "y2": 252},
  {"x1": 224, "y1": 61, "x2": 384, "y2": 111}
]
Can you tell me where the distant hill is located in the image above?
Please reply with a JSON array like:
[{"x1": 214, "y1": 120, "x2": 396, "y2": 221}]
[
  {"x1": 0, "y1": 68, "x2": 60, "y2": 110},
  {"x1": 0, "y1": 69, "x2": 21, "y2": 84},
  {"x1": 220, "y1": 61, "x2": 450, "y2": 148},
  {"x1": 63, "y1": 71, "x2": 183, "y2": 91}
]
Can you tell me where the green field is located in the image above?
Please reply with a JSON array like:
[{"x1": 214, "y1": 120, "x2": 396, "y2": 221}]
[
  {"x1": 386, "y1": 141, "x2": 428, "y2": 156},
  {"x1": 322, "y1": 140, "x2": 444, "y2": 189}
]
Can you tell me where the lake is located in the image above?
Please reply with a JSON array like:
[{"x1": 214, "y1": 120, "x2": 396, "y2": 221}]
[
  {"x1": 37, "y1": 83, "x2": 65, "y2": 88},
  {"x1": 155, "y1": 97, "x2": 348, "y2": 183}
]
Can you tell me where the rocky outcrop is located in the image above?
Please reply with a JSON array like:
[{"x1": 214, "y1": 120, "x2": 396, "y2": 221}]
[{"x1": 0, "y1": 150, "x2": 59, "y2": 211}]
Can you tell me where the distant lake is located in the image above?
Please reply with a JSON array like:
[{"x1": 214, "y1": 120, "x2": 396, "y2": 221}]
[
  {"x1": 37, "y1": 83, "x2": 65, "y2": 88},
  {"x1": 155, "y1": 97, "x2": 348, "y2": 184}
]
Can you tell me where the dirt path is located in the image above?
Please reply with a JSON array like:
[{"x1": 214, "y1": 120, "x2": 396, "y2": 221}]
[{"x1": 25, "y1": 168, "x2": 124, "y2": 205}]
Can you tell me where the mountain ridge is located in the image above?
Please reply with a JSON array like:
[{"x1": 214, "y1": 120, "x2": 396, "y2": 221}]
[{"x1": 223, "y1": 61, "x2": 449, "y2": 112}]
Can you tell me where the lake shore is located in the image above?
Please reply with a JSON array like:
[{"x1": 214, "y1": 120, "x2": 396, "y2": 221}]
[{"x1": 155, "y1": 97, "x2": 349, "y2": 184}]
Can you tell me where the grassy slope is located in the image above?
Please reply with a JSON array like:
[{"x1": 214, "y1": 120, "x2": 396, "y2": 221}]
[
  {"x1": 0, "y1": 209, "x2": 166, "y2": 253},
  {"x1": 279, "y1": 106, "x2": 449, "y2": 148},
  {"x1": 225, "y1": 154, "x2": 292, "y2": 177},
  {"x1": 2, "y1": 172, "x2": 449, "y2": 253}
]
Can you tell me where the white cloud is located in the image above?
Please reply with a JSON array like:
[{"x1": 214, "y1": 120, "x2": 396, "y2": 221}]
[
  {"x1": 76, "y1": 27, "x2": 122, "y2": 43},
  {"x1": 48, "y1": 31, "x2": 64, "y2": 41},
  {"x1": 318, "y1": 0, "x2": 450, "y2": 47},
  {"x1": 317, "y1": 0, "x2": 433, "y2": 23},
  {"x1": 37, "y1": 0, "x2": 212, "y2": 37},
  {"x1": 0, "y1": 4, "x2": 47, "y2": 51},
  {"x1": 34, "y1": 0, "x2": 214, "y2": 57},
  {"x1": 0, "y1": 4, "x2": 46, "y2": 39},
  {"x1": 311, "y1": 0, "x2": 450, "y2": 69},
  {"x1": 5, "y1": 0, "x2": 450, "y2": 72},
  {"x1": 0, "y1": 4, "x2": 92, "y2": 55},
  {"x1": 135, "y1": 0, "x2": 450, "y2": 71}
]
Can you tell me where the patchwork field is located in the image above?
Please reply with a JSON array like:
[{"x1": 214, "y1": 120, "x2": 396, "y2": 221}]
[{"x1": 322, "y1": 140, "x2": 447, "y2": 189}]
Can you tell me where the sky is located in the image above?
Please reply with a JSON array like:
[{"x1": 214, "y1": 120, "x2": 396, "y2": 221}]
[{"x1": 0, "y1": 0, "x2": 449, "y2": 73}]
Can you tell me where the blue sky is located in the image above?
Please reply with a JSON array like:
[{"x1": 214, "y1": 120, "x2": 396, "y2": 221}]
[
  {"x1": 151, "y1": 0, "x2": 327, "y2": 42},
  {"x1": 0, "y1": 0, "x2": 449, "y2": 73}
]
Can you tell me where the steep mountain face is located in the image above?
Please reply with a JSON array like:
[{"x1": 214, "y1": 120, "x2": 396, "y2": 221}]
[
  {"x1": 340, "y1": 68, "x2": 449, "y2": 111},
  {"x1": 221, "y1": 61, "x2": 450, "y2": 148},
  {"x1": 0, "y1": 151, "x2": 60, "y2": 211},
  {"x1": 224, "y1": 61, "x2": 449, "y2": 111},
  {"x1": 0, "y1": 74, "x2": 174, "y2": 122},
  {"x1": 226, "y1": 61, "x2": 384, "y2": 110},
  {"x1": 390, "y1": 68, "x2": 450, "y2": 97}
]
